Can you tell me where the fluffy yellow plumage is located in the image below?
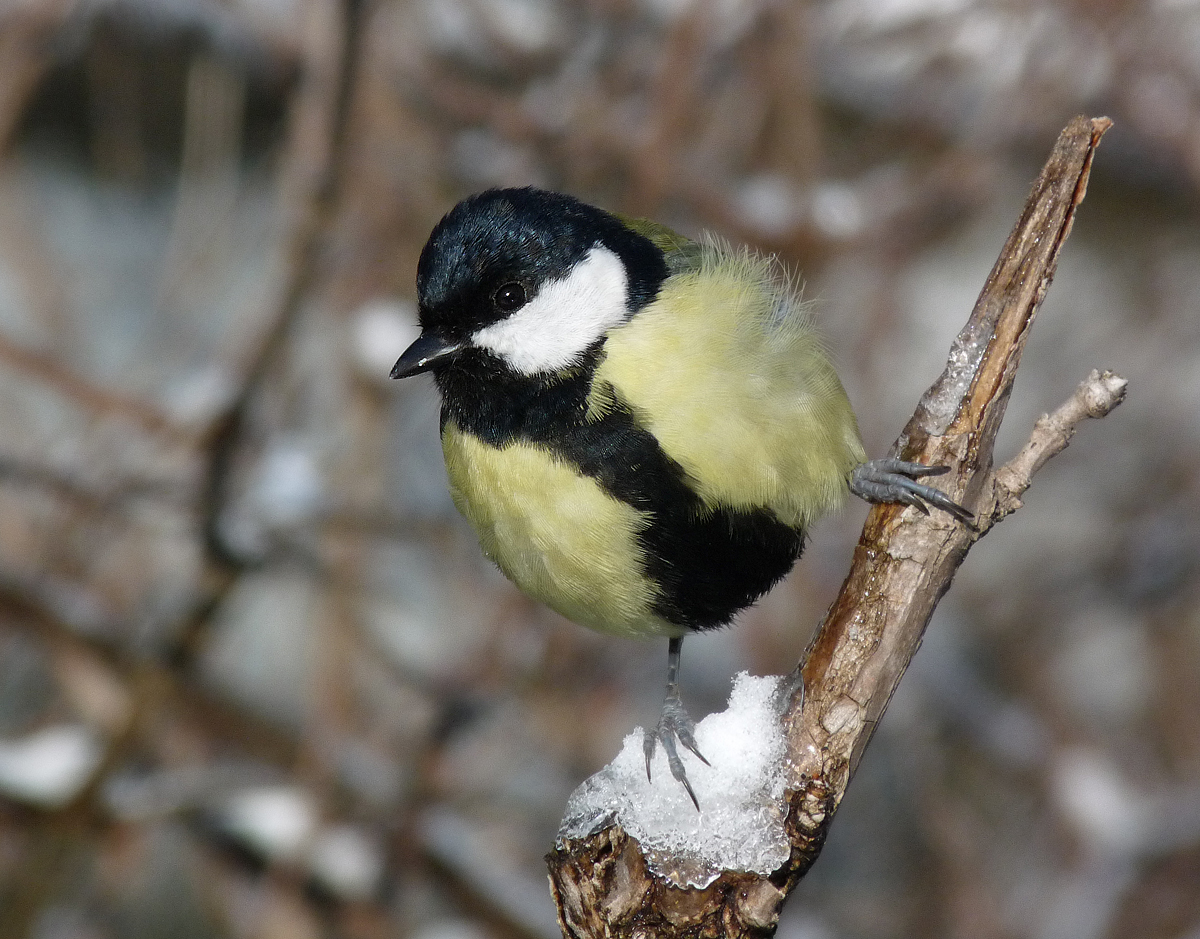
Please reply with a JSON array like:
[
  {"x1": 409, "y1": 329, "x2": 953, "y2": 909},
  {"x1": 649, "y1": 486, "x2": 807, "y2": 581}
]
[
  {"x1": 442, "y1": 421, "x2": 678, "y2": 638},
  {"x1": 440, "y1": 240, "x2": 864, "y2": 640}
]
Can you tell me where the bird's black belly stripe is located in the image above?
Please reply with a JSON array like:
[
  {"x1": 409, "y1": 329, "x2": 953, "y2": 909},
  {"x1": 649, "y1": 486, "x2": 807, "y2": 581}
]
[{"x1": 437, "y1": 350, "x2": 805, "y2": 631}]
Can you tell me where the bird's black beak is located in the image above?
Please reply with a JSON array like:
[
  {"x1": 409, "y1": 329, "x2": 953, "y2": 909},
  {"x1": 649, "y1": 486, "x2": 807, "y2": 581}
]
[{"x1": 390, "y1": 334, "x2": 464, "y2": 379}]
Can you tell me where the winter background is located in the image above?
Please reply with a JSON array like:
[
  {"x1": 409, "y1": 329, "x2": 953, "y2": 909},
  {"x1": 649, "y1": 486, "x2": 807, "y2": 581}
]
[{"x1": 0, "y1": 1, "x2": 1198, "y2": 938}]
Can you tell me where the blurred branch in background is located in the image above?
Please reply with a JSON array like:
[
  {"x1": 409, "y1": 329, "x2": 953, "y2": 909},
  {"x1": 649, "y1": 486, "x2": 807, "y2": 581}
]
[{"x1": 0, "y1": 2, "x2": 1198, "y2": 939}]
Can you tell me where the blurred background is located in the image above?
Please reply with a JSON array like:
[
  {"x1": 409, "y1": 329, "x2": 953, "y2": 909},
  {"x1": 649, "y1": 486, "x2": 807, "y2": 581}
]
[{"x1": 0, "y1": 1, "x2": 1198, "y2": 938}]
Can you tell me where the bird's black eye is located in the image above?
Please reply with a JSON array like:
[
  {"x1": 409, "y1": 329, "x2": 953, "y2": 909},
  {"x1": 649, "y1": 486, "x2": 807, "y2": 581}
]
[{"x1": 493, "y1": 282, "x2": 527, "y2": 313}]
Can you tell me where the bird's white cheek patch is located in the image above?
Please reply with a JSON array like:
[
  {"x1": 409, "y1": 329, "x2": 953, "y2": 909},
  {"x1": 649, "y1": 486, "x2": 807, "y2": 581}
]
[{"x1": 471, "y1": 245, "x2": 629, "y2": 375}]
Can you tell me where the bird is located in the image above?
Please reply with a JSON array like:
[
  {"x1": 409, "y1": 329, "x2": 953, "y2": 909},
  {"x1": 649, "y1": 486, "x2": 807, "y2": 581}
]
[{"x1": 390, "y1": 187, "x2": 971, "y2": 808}]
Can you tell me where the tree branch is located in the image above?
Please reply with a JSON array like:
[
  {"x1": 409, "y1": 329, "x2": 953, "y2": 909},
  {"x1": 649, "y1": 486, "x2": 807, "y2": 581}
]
[
  {"x1": 547, "y1": 115, "x2": 1118, "y2": 937},
  {"x1": 166, "y1": 0, "x2": 367, "y2": 668}
]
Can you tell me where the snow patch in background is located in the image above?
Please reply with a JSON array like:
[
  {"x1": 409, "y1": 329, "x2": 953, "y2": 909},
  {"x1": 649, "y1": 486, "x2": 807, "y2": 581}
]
[
  {"x1": 558, "y1": 672, "x2": 792, "y2": 888},
  {"x1": 0, "y1": 724, "x2": 102, "y2": 809}
]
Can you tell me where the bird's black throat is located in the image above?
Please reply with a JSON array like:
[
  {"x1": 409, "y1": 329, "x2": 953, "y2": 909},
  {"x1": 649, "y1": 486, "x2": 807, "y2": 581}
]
[{"x1": 435, "y1": 348, "x2": 805, "y2": 632}]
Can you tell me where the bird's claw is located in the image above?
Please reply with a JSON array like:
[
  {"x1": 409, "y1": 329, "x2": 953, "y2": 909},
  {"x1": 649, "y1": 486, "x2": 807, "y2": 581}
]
[
  {"x1": 850, "y1": 458, "x2": 974, "y2": 525},
  {"x1": 643, "y1": 693, "x2": 709, "y2": 810}
]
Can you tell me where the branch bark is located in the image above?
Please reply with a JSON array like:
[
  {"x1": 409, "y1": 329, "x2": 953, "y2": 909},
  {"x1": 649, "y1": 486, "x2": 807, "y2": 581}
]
[{"x1": 547, "y1": 115, "x2": 1119, "y2": 937}]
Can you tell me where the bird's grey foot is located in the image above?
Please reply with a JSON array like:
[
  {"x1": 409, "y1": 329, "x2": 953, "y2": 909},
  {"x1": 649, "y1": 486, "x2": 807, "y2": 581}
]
[
  {"x1": 643, "y1": 692, "x2": 710, "y2": 810},
  {"x1": 850, "y1": 458, "x2": 974, "y2": 524}
]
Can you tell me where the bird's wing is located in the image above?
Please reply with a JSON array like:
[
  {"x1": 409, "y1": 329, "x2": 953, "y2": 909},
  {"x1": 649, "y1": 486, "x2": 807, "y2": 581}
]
[{"x1": 616, "y1": 216, "x2": 705, "y2": 276}]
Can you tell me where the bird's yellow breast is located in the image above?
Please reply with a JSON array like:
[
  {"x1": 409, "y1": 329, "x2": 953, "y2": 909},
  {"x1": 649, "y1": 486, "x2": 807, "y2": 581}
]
[
  {"x1": 589, "y1": 245, "x2": 866, "y2": 529},
  {"x1": 441, "y1": 421, "x2": 682, "y2": 639}
]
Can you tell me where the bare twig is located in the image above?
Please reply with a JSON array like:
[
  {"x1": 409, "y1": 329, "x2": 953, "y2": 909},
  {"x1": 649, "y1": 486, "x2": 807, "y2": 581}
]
[
  {"x1": 0, "y1": 453, "x2": 188, "y2": 510},
  {"x1": 0, "y1": 1, "x2": 78, "y2": 154},
  {"x1": 548, "y1": 116, "x2": 1118, "y2": 937},
  {"x1": 195, "y1": 0, "x2": 364, "y2": 529},
  {"x1": 168, "y1": 0, "x2": 367, "y2": 667},
  {"x1": 0, "y1": 332, "x2": 177, "y2": 434},
  {"x1": 990, "y1": 368, "x2": 1127, "y2": 521}
]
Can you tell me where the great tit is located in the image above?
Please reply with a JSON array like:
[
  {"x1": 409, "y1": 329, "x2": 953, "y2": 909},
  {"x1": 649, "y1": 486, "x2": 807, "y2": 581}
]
[{"x1": 391, "y1": 187, "x2": 970, "y2": 807}]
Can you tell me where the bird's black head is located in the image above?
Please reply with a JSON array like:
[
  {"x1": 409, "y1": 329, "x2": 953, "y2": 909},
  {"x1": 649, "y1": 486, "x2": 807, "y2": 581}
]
[{"x1": 391, "y1": 188, "x2": 668, "y2": 380}]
